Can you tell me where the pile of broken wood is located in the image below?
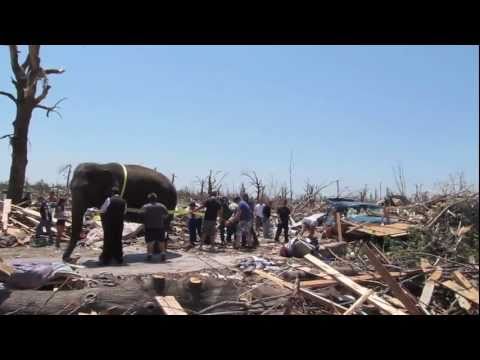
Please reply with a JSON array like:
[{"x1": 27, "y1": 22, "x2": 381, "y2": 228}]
[
  {"x1": 244, "y1": 241, "x2": 479, "y2": 315},
  {"x1": 0, "y1": 201, "x2": 71, "y2": 248}
]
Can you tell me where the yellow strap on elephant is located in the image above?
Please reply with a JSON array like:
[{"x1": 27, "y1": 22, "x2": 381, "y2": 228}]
[{"x1": 119, "y1": 164, "x2": 128, "y2": 198}]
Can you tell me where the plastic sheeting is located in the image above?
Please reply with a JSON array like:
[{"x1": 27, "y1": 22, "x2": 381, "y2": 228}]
[{"x1": 5, "y1": 261, "x2": 78, "y2": 289}]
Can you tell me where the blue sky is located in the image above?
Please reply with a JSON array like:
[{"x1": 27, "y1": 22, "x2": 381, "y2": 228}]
[{"x1": 0, "y1": 45, "x2": 478, "y2": 196}]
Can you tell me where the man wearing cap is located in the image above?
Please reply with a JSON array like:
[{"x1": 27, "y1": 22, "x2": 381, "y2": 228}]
[
  {"x1": 142, "y1": 192, "x2": 169, "y2": 261},
  {"x1": 99, "y1": 187, "x2": 127, "y2": 265}
]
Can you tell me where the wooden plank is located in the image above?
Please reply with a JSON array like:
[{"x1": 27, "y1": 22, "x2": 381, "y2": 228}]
[
  {"x1": 343, "y1": 289, "x2": 374, "y2": 315},
  {"x1": 419, "y1": 267, "x2": 442, "y2": 308},
  {"x1": 368, "y1": 242, "x2": 391, "y2": 264},
  {"x1": 440, "y1": 280, "x2": 479, "y2": 305},
  {"x1": 453, "y1": 271, "x2": 478, "y2": 293},
  {"x1": 300, "y1": 271, "x2": 408, "y2": 289},
  {"x1": 335, "y1": 211, "x2": 343, "y2": 242},
  {"x1": 456, "y1": 294, "x2": 472, "y2": 311},
  {"x1": 253, "y1": 269, "x2": 348, "y2": 313},
  {"x1": 304, "y1": 253, "x2": 406, "y2": 315},
  {"x1": 2, "y1": 199, "x2": 11, "y2": 231},
  {"x1": 420, "y1": 258, "x2": 432, "y2": 273},
  {"x1": 155, "y1": 296, "x2": 187, "y2": 315},
  {"x1": 363, "y1": 244, "x2": 422, "y2": 315},
  {"x1": 254, "y1": 269, "x2": 294, "y2": 289}
]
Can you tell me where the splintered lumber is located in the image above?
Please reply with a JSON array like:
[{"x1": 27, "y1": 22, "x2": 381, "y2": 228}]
[
  {"x1": 300, "y1": 271, "x2": 409, "y2": 289},
  {"x1": 362, "y1": 244, "x2": 422, "y2": 315},
  {"x1": 9, "y1": 218, "x2": 34, "y2": 233},
  {"x1": 341, "y1": 219, "x2": 410, "y2": 237},
  {"x1": 155, "y1": 296, "x2": 187, "y2": 315},
  {"x1": 335, "y1": 212, "x2": 343, "y2": 242},
  {"x1": 2, "y1": 199, "x2": 11, "y2": 231},
  {"x1": 440, "y1": 280, "x2": 479, "y2": 305},
  {"x1": 456, "y1": 294, "x2": 472, "y2": 311},
  {"x1": 343, "y1": 289, "x2": 374, "y2": 315},
  {"x1": 254, "y1": 269, "x2": 295, "y2": 290},
  {"x1": 368, "y1": 242, "x2": 391, "y2": 264},
  {"x1": 419, "y1": 267, "x2": 442, "y2": 308},
  {"x1": 303, "y1": 254, "x2": 406, "y2": 315},
  {"x1": 453, "y1": 271, "x2": 479, "y2": 295},
  {"x1": 253, "y1": 269, "x2": 348, "y2": 313}
]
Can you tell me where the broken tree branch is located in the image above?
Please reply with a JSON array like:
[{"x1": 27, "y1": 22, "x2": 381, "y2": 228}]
[
  {"x1": 34, "y1": 98, "x2": 67, "y2": 118},
  {"x1": 8, "y1": 45, "x2": 25, "y2": 81},
  {"x1": 44, "y1": 68, "x2": 65, "y2": 75},
  {"x1": 0, "y1": 91, "x2": 17, "y2": 104}
]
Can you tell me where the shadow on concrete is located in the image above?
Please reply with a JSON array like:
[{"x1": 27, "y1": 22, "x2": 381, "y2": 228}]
[{"x1": 81, "y1": 251, "x2": 182, "y2": 268}]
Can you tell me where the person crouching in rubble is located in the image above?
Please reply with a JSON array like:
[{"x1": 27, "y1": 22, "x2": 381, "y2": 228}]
[
  {"x1": 280, "y1": 237, "x2": 319, "y2": 258},
  {"x1": 142, "y1": 193, "x2": 169, "y2": 262},
  {"x1": 187, "y1": 201, "x2": 202, "y2": 248},
  {"x1": 99, "y1": 187, "x2": 127, "y2": 266},
  {"x1": 227, "y1": 195, "x2": 254, "y2": 249},
  {"x1": 54, "y1": 198, "x2": 68, "y2": 248},
  {"x1": 36, "y1": 196, "x2": 53, "y2": 242},
  {"x1": 301, "y1": 217, "x2": 318, "y2": 240}
]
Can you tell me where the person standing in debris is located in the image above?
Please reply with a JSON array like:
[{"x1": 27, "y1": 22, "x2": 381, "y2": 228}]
[
  {"x1": 228, "y1": 195, "x2": 253, "y2": 249},
  {"x1": 36, "y1": 196, "x2": 53, "y2": 241},
  {"x1": 187, "y1": 201, "x2": 202, "y2": 248},
  {"x1": 142, "y1": 193, "x2": 169, "y2": 262},
  {"x1": 218, "y1": 196, "x2": 235, "y2": 246},
  {"x1": 54, "y1": 198, "x2": 68, "y2": 248},
  {"x1": 262, "y1": 200, "x2": 272, "y2": 239},
  {"x1": 244, "y1": 194, "x2": 259, "y2": 248},
  {"x1": 99, "y1": 187, "x2": 127, "y2": 265},
  {"x1": 193, "y1": 191, "x2": 221, "y2": 251},
  {"x1": 274, "y1": 199, "x2": 291, "y2": 243},
  {"x1": 254, "y1": 201, "x2": 265, "y2": 233}
]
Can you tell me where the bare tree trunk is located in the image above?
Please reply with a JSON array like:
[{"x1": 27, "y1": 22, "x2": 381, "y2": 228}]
[
  {"x1": 289, "y1": 150, "x2": 294, "y2": 201},
  {"x1": 7, "y1": 104, "x2": 34, "y2": 202},
  {"x1": 2, "y1": 45, "x2": 65, "y2": 203}
]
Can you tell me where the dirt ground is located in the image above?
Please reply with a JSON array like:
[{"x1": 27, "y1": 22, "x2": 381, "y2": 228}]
[{"x1": 0, "y1": 237, "x2": 287, "y2": 277}]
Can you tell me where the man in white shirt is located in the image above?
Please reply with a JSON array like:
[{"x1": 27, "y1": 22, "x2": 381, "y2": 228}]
[{"x1": 254, "y1": 202, "x2": 265, "y2": 233}]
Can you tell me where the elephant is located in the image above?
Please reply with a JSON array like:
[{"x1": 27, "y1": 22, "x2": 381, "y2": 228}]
[{"x1": 63, "y1": 163, "x2": 177, "y2": 261}]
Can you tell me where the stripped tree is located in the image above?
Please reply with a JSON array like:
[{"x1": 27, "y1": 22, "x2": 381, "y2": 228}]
[
  {"x1": 206, "y1": 169, "x2": 227, "y2": 194},
  {"x1": 195, "y1": 176, "x2": 206, "y2": 197},
  {"x1": 392, "y1": 163, "x2": 407, "y2": 197},
  {"x1": 242, "y1": 171, "x2": 265, "y2": 201},
  {"x1": 1, "y1": 45, "x2": 66, "y2": 203}
]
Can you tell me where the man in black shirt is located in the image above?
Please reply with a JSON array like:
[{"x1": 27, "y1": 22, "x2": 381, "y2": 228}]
[
  {"x1": 193, "y1": 191, "x2": 221, "y2": 251},
  {"x1": 36, "y1": 196, "x2": 53, "y2": 240},
  {"x1": 275, "y1": 199, "x2": 291, "y2": 243},
  {"x1": 142, "y1": 193, "x2": 169, "y2": 262},
  {"x1": 99, "y1": 187, "x2": 127, "y2": 265}
]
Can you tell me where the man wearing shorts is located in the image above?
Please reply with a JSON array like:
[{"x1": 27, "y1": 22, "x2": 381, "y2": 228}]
[
  {"x1": 228, "y1": 195, "x2": 253, "y2": 249},
  {"x1": 142, "y1": 193, "x2": 169, "y2": 262}
]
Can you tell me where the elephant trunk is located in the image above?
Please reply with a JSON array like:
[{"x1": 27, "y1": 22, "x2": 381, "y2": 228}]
[{"x1": 63, "y1": 192, "x2": 88, "y2": 260}]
